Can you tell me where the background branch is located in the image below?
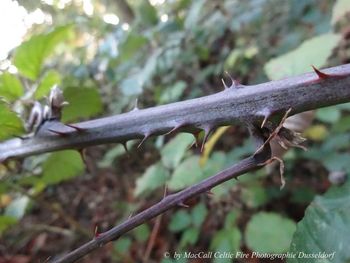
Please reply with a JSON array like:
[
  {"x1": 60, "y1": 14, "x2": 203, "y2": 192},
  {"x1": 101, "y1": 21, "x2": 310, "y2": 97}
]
[{"x1": 52, "y1": 140, "x2": 270, "y2": 263}]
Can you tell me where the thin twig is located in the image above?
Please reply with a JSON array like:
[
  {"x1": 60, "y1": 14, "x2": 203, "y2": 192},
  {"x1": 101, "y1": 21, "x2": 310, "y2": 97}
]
[{"x1": 51, "y1": 144, "x2": 270, "y2": 263}]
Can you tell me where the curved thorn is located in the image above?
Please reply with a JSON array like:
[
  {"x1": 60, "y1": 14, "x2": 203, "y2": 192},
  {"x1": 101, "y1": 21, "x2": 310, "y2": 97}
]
[
  {"x1": 311, "y1": 65, "x2": 330, "y2": 79},
  {"x1": 121, "y1": 142, "x2": 128, "y2": 153},
  {"x1": 224, "y1": 71, "x2": 240, "y2": 88},
  {"x1": 78, "y1": 148, "x2": 88, "y2": 166},
  {"x1": 48, "y1": 128, "x2": 69, "y2": 136},
  {"x1": 188, "y1": 132, "x2": 200, "y2": 149},
  {"x1": 65, "y1": 124, "x2": 85, "y2": 132},
  {"x1": 138, "y1": 133, "x2": 150, "y2": 148},
  {"x1": 221, "y1": 78, "x2": 229, "y2": 90},
  {"x1": 165, "y1": 123, "x2": 185, "y2": 136},
  {"x1": 201, "y1": 126, "x2": 213, "y2": 153}
]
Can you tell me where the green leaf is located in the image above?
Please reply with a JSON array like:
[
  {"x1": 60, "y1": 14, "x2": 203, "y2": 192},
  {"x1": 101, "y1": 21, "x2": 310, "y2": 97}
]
[
  {"x1": 118, "y1": 33, "x2": 148, "y2": 63},
  {"x1": 211, "y1": 228, "x2": 241, "y2": 263},
  {"x1": 98, "y1": 141, "x2": 136, "y2": 168},
  {"x1": 169, "y1": 210, "x2": 192, "y2": 232},
  {"x1": 62, "y1": 86, "x2": 103, "y2": 122},
  {"x1": 0, "y1": 72, "x2": 24, "y2": 101},
  {"x1": 5, "y1": 196, "x2": 29, "y2": 219},
  {"x1": 35, "y1": 70, "x2": 61, "y2": 99},
  {"x1": 191, "y1": 203, "x2": 208, "y2": 228},
  {"x1": 168, "y1": 156, "x2": 203, "y2": 191},
  {"x1": 14, "y1": 25, "x2": 74, "y2": 80},
  {"x1": 315, "y1": 106, "x2": 341, "y2": 124},
  {"x1": 331, "y1": 0, "x2": 350, "y2": 25},
  {"x1": 161, "y1": 133, "x2": 194, "y2": 169},
  {"x1": 241, "y1": 184, "x2": 269, "y2": 208},
  {"x1": 135, "y1": 162, "x2": 169, "y2": 197},
  {"x1": 245, "y1": 212, "x2": 296, "y2": 253},
  {"x1": 224, "y1": 210, "x2": 240, "y2": 229},
  {"x1": 184, "y1": 0, "x2": 206, "y2": 30},
  {"x1": 41, "y1": 150, "x2": 84, "y2": 185},
  {"x1": 179, "y1": 227, "x2": 199, "y2": 248},
  {"x1": 0, "y1": 101, "x2": 25, "y2": 141},
  {"x1": 132, "y1": 224, "x2": 150, "y2": 242},
  {"x1": 289, "y1": 181, "x2": 350, "y2": 263},
  {"x1": 137, "y1": 1, "x2": 158, "y2": 26},
  {"x1": 264, "y1": 33, "x2": 341, "y2": 80},
  {"x1": 0, "y1": 215, "x2": 17, "y2": 235},
  {"x1": 332, "y1": 116, "x2": 350, "y2": 133},
  {"x1": 159, "y1": 81, "x2": 187, "y2": 104},
  {"x1": 120, "y1": 74, "x2": 143, "y2": 96},
  {"x1": 113, "y1": 237, "x2": 131, "y2": 254}
]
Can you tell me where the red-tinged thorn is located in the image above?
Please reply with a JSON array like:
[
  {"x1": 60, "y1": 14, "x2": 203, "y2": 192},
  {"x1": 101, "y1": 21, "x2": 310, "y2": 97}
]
[
  {"x1": 94, "y1": 225, "x2": 100, "y2": 238},
  {"x1": 137, "y1": 133, "x2": 150, "y2": 148},
  {"x1": 48, "y1": 128, "x2": 69, "y2": 136},
  {"x1": 311, "y1": 65, "x2": 330, "y2": 79},
  {"x1": 206, "y1": 190, "x2": 214, "y2": 196},
  {"x1": 65, "y1": 123, "x2": 85, "y2": 132},
  {"x1": 178, "y1": 202, "x2": 189, "y2": 208}
]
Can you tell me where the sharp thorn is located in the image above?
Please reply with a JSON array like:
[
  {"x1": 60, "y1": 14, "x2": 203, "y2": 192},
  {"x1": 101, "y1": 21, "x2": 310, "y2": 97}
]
[
  {"x1": 221, "y1": 78, "x2": 229, "y2": 90},
  {"x1": 65, "y1": 124, "x2": 85, "y2": 132},
  {"x1": 311, "y1": 65, "x2": 330, "y2": 79},
  {"x1": 201, "y1": 127, "x2": 213, "y2": 153},
  {"x1": 165, "y1": 124, "x2": 184, "y2": 136},
  {"x1": 132, "y1": 98, "x2": 139, "y2": 111},
  {"x1": 94, "y1": 225, "x2": 101, "y2": 238},
  {"x1": 128, "y1": 213, "x2": 133, "y2": 219},
  {"x1": 122, "y1": 142, "x2": 128, "y2": 153},
  {"x1": 188, "y1": 132, "x2": 200, "y2": 149},
  {"x1": 78, "y1": 149, "x2": 88, "y2": 166},
  {"x1": 178, "y1": 202, "x2": 189, "y2": 208},
  {"x1": 138, "y1": 134, "x2": 150, "y2": 148},
  {"x1": 206, "y1": 190, "x2": 214, "y2": 196},
  {"x1": 163, "y1": 185, "x2": 168, "y2": 198},
  {"x1": 224, "y1": 71, "x2": 240, "y2": 88},
  {"x1": 48, "y1": 128, "x2": 69, "y2": 136},
  {"x1": 261, "y1": 114, "x2": 269, "y2": 128}
]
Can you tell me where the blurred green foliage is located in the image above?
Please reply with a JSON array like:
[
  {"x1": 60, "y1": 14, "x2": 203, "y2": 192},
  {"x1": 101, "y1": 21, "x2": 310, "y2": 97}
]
[{"x1": 0, "y1": 0, "x2": 350, "y2": 262}]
